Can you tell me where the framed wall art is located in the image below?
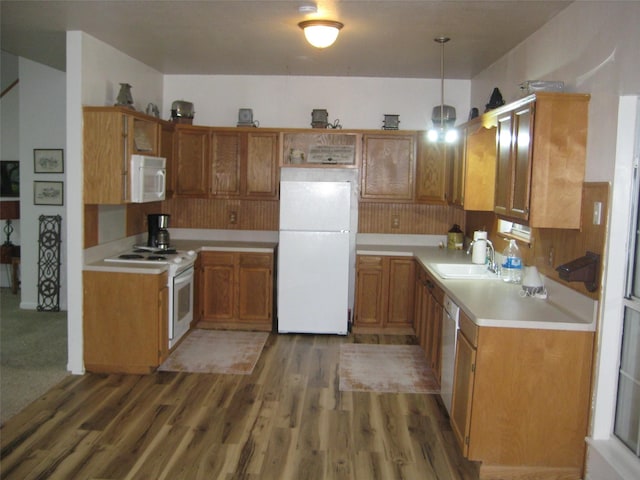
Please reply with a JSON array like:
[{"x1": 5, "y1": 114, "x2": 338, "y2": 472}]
[
  {"x1": 34, "y1": 148, "x2": 64, "y2": 174},
  {"x1": 0, "y1": 161, "x2": 20, "y2": 197},
  {"x1": 34, "y1": 181, "x2": 64, "y2": 206}
]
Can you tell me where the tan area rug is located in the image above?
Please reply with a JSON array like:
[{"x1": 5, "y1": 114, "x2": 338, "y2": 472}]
[
  {"x1": 339, "y1": 344, "x2": 440, "y2": 393},
  {"x1": 158, "y1": 329, "x2": 268, "y2": 375}
]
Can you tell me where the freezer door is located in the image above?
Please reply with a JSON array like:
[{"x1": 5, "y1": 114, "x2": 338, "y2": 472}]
[
  {"x1": 278, "y1": 230, "x2": 349, "y2": 334},
  {"x1": 280, "y1": 181, "x2": 351, "y2": 232}
]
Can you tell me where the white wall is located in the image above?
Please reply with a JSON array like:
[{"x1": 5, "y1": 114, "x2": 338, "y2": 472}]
[
  {"x1": 163, "y1": 75, "x2": 470, "y2": 131},
  {"x1": 1, "y1": 51, "x2": 21, "y2": 288},
  {"x1": 471, "y1": 1, "x2": 640, "y2": 183},
  {"x1": 66, "y1": 31, "x2": 165, "y2": 374},
  {"x1": 18, "y1": 57, "x2": 66, "y2": 310},
  {"x1": 470, "y1": 2, "x2": 640, "y2": 477}
]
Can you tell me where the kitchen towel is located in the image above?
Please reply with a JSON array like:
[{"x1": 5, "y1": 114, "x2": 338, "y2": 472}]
[
  {"x1": 339, "y1": 343, "x2": 440, "y2": 394},
  {"x1": 158, "y1": 329, "x2": 268, "y2": 375}
]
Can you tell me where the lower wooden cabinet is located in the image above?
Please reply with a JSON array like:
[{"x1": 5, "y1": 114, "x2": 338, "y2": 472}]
[
  {"x1": 413, "y1": 264, "x2": 444, "y2": 383},
  {"x1": 199, "y1": 251, "x2": 273, "y2": 331},
  {"x1": 354, "y1": 255, "x2": 415, "y2": 332},
  {"x1": 450, "y1": 310, "x2": 594, "y2": 478},
  {"x1": 83, "y1": 270, "x2": 168, "y2": 374}
]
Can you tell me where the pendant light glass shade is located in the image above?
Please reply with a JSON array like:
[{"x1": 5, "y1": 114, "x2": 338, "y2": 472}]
[
  {"x1": 428, "y1": 36, "x2": 458, "y2": 143},
  {"x1": 299, "y1": 20, "x2": 344, "y2": 48}
]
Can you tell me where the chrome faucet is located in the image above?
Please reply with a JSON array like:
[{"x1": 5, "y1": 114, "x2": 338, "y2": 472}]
[
  {"x1": 466, "y1": 239, "x2": 499, "y2": 274},
  {"x1": 485, "y1": 240, "x2": 498, "y2": 274}
]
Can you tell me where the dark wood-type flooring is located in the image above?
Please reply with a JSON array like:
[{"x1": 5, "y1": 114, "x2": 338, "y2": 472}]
[{"x1": 1, "y1": 333, "x2": 479, "y2": 479}]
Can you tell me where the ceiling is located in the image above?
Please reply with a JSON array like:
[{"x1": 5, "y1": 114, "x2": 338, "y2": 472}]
[{"x1": 1, "y1": 0, "x2": 572, "y2": 79}]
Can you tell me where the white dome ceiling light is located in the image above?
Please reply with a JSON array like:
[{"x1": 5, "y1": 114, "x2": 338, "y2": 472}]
[{"x1": 298, "y1": 20, "x2": 344, "y2": 49}]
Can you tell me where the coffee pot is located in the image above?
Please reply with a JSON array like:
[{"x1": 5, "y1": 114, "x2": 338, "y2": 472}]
[{"x1": 147, "y1": 213, "x2": 171, "y2": 249}]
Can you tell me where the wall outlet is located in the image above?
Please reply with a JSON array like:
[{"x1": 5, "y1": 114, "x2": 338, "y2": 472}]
[
  {"x1": 229, "y1": 211, "x2": 238, "y2": 224},
  {"x1": 391, "y1": 215, "x2": 400, "y2": 229}
]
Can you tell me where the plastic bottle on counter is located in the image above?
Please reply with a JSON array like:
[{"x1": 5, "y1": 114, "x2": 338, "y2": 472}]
[
  {"x1": 501, "y1": 239, "x2": 522, "y2": 283},
  {"x1": 447, "y1": 224, "x2": 464, "y2": 250}
]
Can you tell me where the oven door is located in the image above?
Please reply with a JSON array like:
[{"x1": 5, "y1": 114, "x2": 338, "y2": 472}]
[{"x1": 169, "y1": 265, "x2": 194, "y2": 349}]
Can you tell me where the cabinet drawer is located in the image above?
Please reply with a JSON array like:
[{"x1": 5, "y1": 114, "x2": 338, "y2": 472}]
[
  {"x1": 357, "y1": 255, "x2": 384, "y2": 269},
  {"x1": 239, "y1": 253, "x2": 272, "y2": 268},
  {"x1": 201, "y1": 251, "x2": 235, "y2": 266},
  {"x1": 459, "y1": 310, "x2": 478, "y2": 347}
]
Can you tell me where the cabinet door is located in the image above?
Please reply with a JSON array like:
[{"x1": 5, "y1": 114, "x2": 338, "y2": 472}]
[
  {"x1": 463, "y1": 125, "x2": 497, "y2": 211},
  {"x1": 451, "y1": 330, "x2": 477, "y2": 456},
  {"x1": 510, "y1": 105, "x2": 533, "y2": 220},
  {"x1": 201, "y1": 252, "x2": 236, "y2": 321},
  {"x1": 244, "y1": 132, "x2": 278, "y2": 199},
  {"x1": 415, "y1": 135, "x2": 447, "y2": 203},
  {"x1": 211, "y1": 131, "x2": 241, "y2": 196},
  {"x1": 83, "y1": 271, "x2": 167, "y2": 373},
  {"x1": 361, "y1": 134, "x2": 415, "y2": 201},
  {"x1": 429, "y1": 290, "x2": 443, "y2": 382},
  {"x1": 386, "y1": 258, "x2": 415, "y2": 326},
  {"x1": 83, "y1": 111, "x2": 127, "y2": 204},
  {"x1": 175, "y1": 126, "x2": 210, "y2": 196},
  {"x1": 447, "y1": 141, "x2": 464, "y2": 207},
  {"x1": 238, "y1": 253, "x2": 273, "y2": 324},
  {"x1": 161, "y1": 123, "x2": 176, "y2": 198},
  {"x1": 354, "y1": 256, "x2": 385, "y2": 327},
  {"x1": 494, "y1": 113, "x2": 513, "y2": 216}
]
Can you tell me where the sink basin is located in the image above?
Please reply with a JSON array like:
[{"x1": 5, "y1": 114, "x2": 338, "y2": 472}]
[{"x1": 431, "y1": 263, "x2": 500, "y2": 280}]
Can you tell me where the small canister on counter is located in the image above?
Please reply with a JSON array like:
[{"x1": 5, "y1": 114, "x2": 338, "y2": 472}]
[{"x1": 447, "y1": 224, "x2": 464, "y2": 250}]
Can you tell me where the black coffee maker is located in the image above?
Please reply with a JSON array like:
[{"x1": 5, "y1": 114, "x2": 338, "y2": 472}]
[{"x1": 147, "y1": 213, "x2": 171, "y2": 250}]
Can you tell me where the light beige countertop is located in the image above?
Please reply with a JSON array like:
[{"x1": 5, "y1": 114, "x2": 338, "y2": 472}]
[
  {"x1": 357, "y1": 244, "x2": 597, "y2": 332},
  {"x1": 84, "y1": 240, "x2": 277, "y2": 274}
]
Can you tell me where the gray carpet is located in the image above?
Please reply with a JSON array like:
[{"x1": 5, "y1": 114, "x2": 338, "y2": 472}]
[{"x1": 0, "y1": 287, "x2": 69, "y2": 424}]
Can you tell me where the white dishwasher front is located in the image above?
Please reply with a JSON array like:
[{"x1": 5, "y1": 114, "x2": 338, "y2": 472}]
[{"x1": 441, "y1": 294, "x2": 460, "y2": 415}]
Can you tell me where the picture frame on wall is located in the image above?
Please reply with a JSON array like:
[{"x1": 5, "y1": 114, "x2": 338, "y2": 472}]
[
  {"x1": 34, "y1": 181, "x2": 64, "y2": 206},
  {"x1": 0, "y1": 160, "x2": 20, "y2": 197},
  {"x1": 34, "y1": 148, "x2": 64, "y2": 174}
]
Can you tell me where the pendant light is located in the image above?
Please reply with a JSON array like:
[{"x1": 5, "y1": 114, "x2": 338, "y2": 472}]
[
  {"x1": 428, "y1": 36, "x2": 458, "y2": 143},
  {"x1": 298, "y1": 20, "x2": 344, "y2": 49}
]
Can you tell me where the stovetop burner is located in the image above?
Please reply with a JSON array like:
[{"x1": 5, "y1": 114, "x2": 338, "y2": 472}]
[
  {"x1": 119, "y1": 253, "x2": 145, "y2": 260},
  {"x1": 133, "y1": 246, "x2": 177, "y2": 255},
  {"x1": 147, "y1": 255, "x2": 167, "y2": 261}
]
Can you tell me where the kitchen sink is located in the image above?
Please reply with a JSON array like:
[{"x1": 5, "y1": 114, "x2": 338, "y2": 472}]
[{"x1": 430, "y1": 263, "x2": 500, "y2": 280}]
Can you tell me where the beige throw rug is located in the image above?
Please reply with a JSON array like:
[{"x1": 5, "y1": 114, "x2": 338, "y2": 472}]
[
  {"x1": 339, "y1": 344, "x2": 440, "y2": 393},
  {"x1": 158, "y1": 329, "x2": 268, "y2": 375}
]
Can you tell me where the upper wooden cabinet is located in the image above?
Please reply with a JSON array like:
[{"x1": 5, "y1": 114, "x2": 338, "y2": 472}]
[
  {"x1": 175, "y1": 125, "x2": 210, "y2": 197},
  {"x1": 454, "y1": 121, "x2": 497, "y2": 211},
  {"x1": 243, "y1": 131, "x2": 279, "y2": 198},
  {"x1": 160, "y1": 122, "x2": 176, "y2": 198},
  {"x1": 281, "y1": 131, "x2": 360, "y2": 167},
  {"x1": 415, "y1": 133, "x2": 448, "y2": 204},
  {"x1": 490, "y1": 93, "x2": 590, "y2": 228},
  {"x1": 361, "y1": 133, "x2": 416, "y2": 201},
  {"x1": 83, "y1": 107, "x2": 160, "y2": 204},
  {"x1": 175, "y1": 126, "x2": 279, "y2": 199}
]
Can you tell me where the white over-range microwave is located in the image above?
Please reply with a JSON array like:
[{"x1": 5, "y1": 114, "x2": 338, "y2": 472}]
[{"x1": 130, "y1": 154, "x2": 166, "y2": 203}]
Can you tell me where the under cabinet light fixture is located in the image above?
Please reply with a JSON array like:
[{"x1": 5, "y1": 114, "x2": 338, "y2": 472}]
[{"x1": 298, "y1": 20, "x2": 344, "y2": 48}]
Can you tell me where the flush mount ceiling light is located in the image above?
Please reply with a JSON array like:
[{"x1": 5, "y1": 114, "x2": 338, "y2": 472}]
[
  {"x1": 298, "y1": 20, "x2": 344, "y2": 49},
  {"x1": 428, "y1": 36, "x2": 458, "y2": 143}
]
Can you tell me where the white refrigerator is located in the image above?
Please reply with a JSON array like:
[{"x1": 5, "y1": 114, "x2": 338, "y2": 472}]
[{"x1": 278, "y1": 180, "x2": 351, "y2": 334}]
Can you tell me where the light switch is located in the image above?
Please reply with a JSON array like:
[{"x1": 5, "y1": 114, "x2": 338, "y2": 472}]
[{"x1": 593, "y1": 201, "x2": 602, "y2": 225}]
